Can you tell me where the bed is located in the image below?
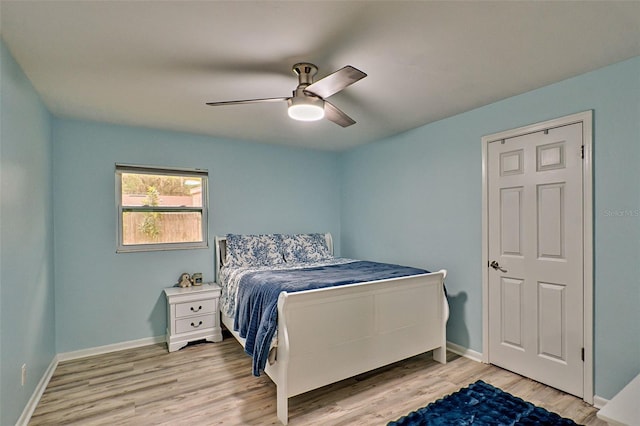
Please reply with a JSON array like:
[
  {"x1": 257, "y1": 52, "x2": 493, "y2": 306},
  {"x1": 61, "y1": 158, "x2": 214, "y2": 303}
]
[{"x1": 215, "y1": 233, "x2": 448, "y2": 425}]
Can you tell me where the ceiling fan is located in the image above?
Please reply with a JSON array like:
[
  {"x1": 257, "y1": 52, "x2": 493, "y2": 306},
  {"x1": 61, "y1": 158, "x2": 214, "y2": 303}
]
[{"x1": 206, "y1": 63, "x2": 367, "y2": 127}]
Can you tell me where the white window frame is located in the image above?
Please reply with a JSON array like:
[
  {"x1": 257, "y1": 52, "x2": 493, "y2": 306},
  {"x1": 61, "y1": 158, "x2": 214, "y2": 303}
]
[{"x1": 115, "y1": 164, "x2": 209, "y2": 253}]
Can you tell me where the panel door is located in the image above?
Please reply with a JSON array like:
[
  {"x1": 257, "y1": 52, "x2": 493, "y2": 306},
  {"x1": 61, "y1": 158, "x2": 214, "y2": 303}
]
[{"x1": 487, "y1": 122, "x2": 584, "y2": 396}]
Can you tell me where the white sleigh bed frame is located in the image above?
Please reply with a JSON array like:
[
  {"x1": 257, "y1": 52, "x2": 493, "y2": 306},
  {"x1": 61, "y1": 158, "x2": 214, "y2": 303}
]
[{"x1": 215, "y1": 234, "x2": 449, "y2": 425}]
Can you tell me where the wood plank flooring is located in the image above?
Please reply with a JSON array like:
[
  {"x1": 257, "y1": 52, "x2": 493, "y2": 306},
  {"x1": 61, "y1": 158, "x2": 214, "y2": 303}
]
[{"x1": 29, "y1": 335, "x2": 605, "y2": 425}]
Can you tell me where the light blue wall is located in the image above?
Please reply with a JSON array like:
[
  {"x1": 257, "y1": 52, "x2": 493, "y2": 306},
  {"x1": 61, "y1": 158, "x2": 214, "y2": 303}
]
[
  {"x1": 0, "y1": 40, "x2": 55, "y2": 425},
  {"x1": 52, "y1": 119, "x2": 341, "y2": 353},
  {"x1": 340, "y1": 56, "x2": 640, "y2": 399}
]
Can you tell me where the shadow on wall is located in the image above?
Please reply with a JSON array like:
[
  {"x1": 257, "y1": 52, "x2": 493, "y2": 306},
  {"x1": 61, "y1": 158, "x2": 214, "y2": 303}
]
[
  {"x1": 446, "y1": 291, "x2": 470, "y2": 349},
  {"x1": 149, "y1": 292, "x2": 167, "y2": 337}
]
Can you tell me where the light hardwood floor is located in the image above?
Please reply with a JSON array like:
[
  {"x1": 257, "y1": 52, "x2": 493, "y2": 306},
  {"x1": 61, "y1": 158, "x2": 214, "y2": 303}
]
[{"x1": 29, "y1": 335, "x2": 605, "y2": 425}]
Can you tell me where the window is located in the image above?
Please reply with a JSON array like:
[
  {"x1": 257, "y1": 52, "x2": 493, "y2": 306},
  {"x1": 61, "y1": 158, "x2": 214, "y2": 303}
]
[{"x1": 116, "y1": 164, "x2": 208, "y2": 252}]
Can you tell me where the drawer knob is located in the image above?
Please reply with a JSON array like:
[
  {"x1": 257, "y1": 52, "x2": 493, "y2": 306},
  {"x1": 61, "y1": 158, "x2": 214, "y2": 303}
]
[
  {"x1": 191, "y1": 321, "x2": 203, "y2": 328},
  {"x1": 190, "y1": 305, "x2": 202, "y2": 312}
]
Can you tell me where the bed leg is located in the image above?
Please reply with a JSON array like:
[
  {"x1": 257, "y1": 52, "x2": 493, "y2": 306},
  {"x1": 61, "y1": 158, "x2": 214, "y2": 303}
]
[
  {"x1": 432, "y1": 287, "x2": 449, "y2": 364},
  {"x1": 433, "y1": 346, "x2": 447, "y2": 364},
  {"x1": 277, "y1": 385, "x2": 288, "y2": 425}
]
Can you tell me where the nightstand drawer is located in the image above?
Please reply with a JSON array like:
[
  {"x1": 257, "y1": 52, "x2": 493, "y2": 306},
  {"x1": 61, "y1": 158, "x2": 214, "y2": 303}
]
[
  {"x1": 175, "y1": 314, "x2": 215, "y2": 334},
  {"x1": 175, "y1": 299, "x2": 216, "y2": 318}
]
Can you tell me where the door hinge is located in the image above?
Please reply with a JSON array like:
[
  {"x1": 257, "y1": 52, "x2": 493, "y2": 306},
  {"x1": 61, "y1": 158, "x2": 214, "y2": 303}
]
[
  {"x1": 581, "y1": 347, "x2": 585, "y2": 361},
  {"x1": 581, "y1": 145, "x2": 584, "y2": 159}
]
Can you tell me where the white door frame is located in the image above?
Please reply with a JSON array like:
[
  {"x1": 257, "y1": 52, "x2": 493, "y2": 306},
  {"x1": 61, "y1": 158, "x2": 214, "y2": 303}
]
[{"x1": 481, "y1": 111, "x2": 593, "y2": 404}]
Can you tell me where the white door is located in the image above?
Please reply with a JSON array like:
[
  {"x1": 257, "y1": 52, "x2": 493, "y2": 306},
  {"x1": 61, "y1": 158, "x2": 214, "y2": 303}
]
[{"x1": 487, "y1": 122, "x2": 584, "y2": 397}]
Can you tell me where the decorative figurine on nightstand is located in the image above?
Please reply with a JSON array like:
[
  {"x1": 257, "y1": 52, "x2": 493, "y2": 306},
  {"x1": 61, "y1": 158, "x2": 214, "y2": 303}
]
[
  {"x1": 192, "y1": 272, "x2": 203, "y2": 286},
  {"x1": 178, "y1": 272, "x2": 192, "y2": 288}
]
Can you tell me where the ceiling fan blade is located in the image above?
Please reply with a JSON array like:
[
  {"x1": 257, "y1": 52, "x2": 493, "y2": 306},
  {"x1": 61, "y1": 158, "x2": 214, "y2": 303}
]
[
  {"x1": 206, "y1": 97, "x2": 289, "y2": 106},
  {"x1": 324, "y1": 101, "x2": 356, "y2": 127},
  {"x1": 305, "y1": 66, "x2": 367, "y2": 99}
]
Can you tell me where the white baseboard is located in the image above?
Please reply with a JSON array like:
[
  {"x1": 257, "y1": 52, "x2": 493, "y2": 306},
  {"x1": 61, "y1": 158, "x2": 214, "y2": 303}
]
[
  {"x1": 15, "y1": 356, "x2": 58, "y2": 426},
  {"x1": 593, "y1": 395, "x2": 608, "y2": 409},
  {"x1": 57, "y1": 335, "x2": 166, "y2": 362},
  {"x1": 447, "y1": 341, "x2": 483, "y2": 363}
]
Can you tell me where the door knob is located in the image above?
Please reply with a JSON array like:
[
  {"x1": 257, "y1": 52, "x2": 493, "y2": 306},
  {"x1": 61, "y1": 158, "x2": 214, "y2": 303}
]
[{"x1": 490, "y1": 261, "x2": 508, "y2": 273}]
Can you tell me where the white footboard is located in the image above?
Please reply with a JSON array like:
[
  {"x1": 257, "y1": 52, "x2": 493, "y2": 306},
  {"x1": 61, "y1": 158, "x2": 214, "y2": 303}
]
[{"x1": 264, "y1": 270, "x2": 448, "y2": 425}]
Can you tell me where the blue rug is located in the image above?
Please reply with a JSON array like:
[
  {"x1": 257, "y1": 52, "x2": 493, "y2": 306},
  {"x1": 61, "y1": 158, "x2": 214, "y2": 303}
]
[{"x1": 388, "y1": 380, "x2": 580, "y2": 425}]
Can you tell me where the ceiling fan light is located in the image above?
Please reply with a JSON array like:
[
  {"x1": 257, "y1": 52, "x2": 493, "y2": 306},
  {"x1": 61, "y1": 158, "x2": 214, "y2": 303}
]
[{"x1": 287, "y1": 97, "x2": 325, "y2": 121}]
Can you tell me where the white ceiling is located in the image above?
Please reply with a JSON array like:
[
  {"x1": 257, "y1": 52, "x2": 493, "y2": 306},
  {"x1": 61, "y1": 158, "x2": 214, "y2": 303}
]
[{"x1": 2, "y1": 1, "x2": 639, "y2": 151}]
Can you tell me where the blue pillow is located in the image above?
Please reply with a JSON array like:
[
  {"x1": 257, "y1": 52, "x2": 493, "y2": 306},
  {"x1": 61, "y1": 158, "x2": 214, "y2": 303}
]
[
  {"x1": 280, "y1": 233, "x2": 332, "y2": 263},
  {"x1": 225, "y1": 234, "x2": 284, "y2": 267}
]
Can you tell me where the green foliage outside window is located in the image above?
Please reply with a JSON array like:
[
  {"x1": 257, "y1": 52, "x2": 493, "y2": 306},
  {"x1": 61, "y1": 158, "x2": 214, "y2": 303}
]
[
  {"x1": 139, "y1": 186, "x2": 161, "y2": 240},
  {"x1": 122, "y1": 174, "x2": 193, "y2": 197}
]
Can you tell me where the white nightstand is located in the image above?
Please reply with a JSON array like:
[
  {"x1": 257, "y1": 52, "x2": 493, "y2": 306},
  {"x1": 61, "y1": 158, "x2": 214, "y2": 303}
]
[
  {"x1": 164, "y1": 283, "x2": 223, "y2": 352},
  {"x1": 597, "y1": 374, "x2": 639, "y2": 426}
]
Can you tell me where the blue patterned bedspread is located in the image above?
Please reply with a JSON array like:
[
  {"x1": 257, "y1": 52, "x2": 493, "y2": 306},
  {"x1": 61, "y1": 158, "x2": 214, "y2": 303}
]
[{"x1": 233, "y1": 260, "x2": 429, "y2": 376}]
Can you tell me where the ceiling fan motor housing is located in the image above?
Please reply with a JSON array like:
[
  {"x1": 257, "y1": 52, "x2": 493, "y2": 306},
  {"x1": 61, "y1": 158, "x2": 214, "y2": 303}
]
[
  {"x1": 288, "y1": 64, "x2": 325, "y2": 121},
  {"x1": 292, "y1": 63, "x2": 318, "y2": 87}
]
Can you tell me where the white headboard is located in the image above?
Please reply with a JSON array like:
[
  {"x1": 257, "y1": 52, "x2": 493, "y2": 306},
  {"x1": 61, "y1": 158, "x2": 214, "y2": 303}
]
[{"x1": 214, "y1": 233, "x2": 333, "y2": 281}]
